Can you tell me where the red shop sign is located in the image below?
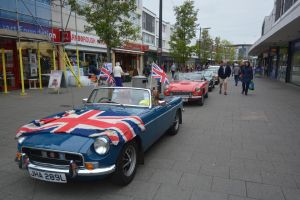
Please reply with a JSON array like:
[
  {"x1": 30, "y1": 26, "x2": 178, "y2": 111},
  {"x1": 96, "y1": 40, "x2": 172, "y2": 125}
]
[{"x1": 123, "y1": 42, "x2": 149, "y2": 52}]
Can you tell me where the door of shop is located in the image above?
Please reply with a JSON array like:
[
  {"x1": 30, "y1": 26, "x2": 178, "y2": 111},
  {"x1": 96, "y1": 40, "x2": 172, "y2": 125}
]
[{"x1": 0, "y1": 39, "x2": 19, "y2": 91}]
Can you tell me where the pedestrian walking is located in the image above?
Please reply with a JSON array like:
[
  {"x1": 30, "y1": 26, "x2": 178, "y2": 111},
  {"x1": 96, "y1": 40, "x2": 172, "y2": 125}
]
[
  {"x1": 113, "y1": 62, "x2": 124, "y2": 87},
  {"x1": 240, "y1": 61, "x2": 253, "y2": 95},
  {"x1": 232, "y1": 63, "x2": 241, "y2": 86},
  {"x1": 171, "y1": 63, "x2": 176, "y2": 79},
  {"x1": 218, "y1": 61, "x2": 231, "y2": 95}
]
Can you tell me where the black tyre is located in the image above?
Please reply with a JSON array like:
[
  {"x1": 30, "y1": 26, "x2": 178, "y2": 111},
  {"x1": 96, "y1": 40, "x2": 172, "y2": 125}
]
[
  {"x1": 111, "y1": 141, "x2": 138, "y2": 186},
  {"x1": 204, "y1": 91, "x2": 208, "y2": 98},
  {"x1": 198, "y1": 93, "x2": 204, "y2": 106},
  {"x1": 168, "y1": 111, "x2": 181, "y2": 135}
]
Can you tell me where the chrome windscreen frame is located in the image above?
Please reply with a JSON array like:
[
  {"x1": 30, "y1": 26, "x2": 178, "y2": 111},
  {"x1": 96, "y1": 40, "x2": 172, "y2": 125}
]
[{"x1": 86, "y1": 87, "x2": 153, "y2": 109}]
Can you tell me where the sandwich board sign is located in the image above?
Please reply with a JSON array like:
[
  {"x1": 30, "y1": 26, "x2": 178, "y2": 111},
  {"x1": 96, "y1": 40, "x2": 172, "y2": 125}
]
[{"x1": 48, "y1": 70, "x2": 66, "y2": 93}]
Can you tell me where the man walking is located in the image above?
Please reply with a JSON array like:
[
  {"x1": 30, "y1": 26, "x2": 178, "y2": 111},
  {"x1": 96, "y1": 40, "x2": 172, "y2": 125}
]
[
  {"x1": 233, "y1": 63, "x2": 241, "y2": 86},
  {"x1": 218, "y1": 61, "x2": 231, "y2": 95}
]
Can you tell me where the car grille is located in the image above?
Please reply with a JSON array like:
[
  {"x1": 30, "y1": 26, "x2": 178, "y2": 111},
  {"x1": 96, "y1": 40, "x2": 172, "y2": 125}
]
[
  {"x1": 22, "y1": 147, "x2": 84, "y2": 167},
  {"x1": 171, "y1": 91, "x2": 192, "y2": 96}
]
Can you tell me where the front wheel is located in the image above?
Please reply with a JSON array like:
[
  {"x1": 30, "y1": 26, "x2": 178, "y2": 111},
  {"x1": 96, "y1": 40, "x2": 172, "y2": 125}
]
[
  {"x1": 168, "y1": 111, "x2": 181, "y2": 135},
  {"x1": 198, "y1": 94, "x2": 204, "y2": 106},
  {"x1": 111, "y1": 141, "x2": 138, "y2": 186}
]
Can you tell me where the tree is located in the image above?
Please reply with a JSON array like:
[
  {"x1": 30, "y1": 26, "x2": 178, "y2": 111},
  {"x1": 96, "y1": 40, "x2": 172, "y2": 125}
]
[
  {"x1": 169, "y1": 0, "x2": 198, "y2": 66},
  {"x1": 68, "y1": 0, "x2": 140, "y2": 62},
  {"x1": 221, "y1": 39, "x2": 235, "y2": 63},
  {"x1": 197, "y1": 29, "x2": 213, "y2": 65},
  {"x1": 214, "y1": 37, "x2": 222, "y2": 63}
]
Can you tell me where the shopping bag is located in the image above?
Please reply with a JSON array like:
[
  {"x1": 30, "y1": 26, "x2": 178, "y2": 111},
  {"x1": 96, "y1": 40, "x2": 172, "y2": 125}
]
[{"x1": 249, "y1": 81, "x2": 255, "y2": 90}]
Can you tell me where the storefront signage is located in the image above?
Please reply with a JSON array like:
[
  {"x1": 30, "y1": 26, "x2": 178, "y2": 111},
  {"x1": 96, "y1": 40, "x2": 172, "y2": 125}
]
[
  {"x1": 70, "y1": 31, "x2": 107, "y2": 48},
  {"x1": 61, "y1": 31, "x2": 72, "y2": 43},
  {"x1": 0, "y1": 18, "x2": 51, "y2": 37},
  {"x1": 123, "y1": 42, "x2": 149, "y2": 52},
  {"x1": 48, "y1": 70, "x2": 63, "y2": 89}
]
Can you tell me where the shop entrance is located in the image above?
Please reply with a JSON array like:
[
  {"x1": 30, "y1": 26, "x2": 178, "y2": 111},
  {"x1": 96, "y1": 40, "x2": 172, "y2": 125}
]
[
  {"x1": 115, "y1": 53, "x2": 140, "y2": 76},
  {"x1": 0, "y1": 39, "x2": 18, "y2": 91}
]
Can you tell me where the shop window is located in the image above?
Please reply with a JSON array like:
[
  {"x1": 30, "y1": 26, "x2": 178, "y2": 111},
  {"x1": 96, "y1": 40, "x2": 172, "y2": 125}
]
[{"x1": 291, "y1": 44, "x2": 300, "y2": 85}]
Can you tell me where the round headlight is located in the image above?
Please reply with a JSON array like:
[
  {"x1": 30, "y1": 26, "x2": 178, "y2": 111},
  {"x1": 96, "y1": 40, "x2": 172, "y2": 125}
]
[
  {"x1": 94, "y1": 137, "x2": 110, "y2": 155},
  {"x1": 18, "y1": 137, "x2": 26, "y2": 144},
  {"x1": 195, "y1": 87, "x2": 201, "y2": 92}
]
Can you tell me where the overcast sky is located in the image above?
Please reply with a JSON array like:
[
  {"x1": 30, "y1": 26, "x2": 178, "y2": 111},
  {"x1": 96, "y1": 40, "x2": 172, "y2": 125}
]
[{"x1": 143, "y1": 0, "x2": 274, "y2": 44}]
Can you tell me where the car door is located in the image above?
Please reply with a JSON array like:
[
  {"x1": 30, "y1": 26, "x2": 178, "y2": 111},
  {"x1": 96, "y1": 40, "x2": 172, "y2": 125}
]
[{"x1": 139, "y1": 102, "x2": 175, "y2": 150}]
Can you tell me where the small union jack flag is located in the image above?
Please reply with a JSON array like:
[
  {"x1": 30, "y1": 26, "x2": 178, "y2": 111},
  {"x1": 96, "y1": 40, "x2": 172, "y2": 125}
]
[
  {"x1": 100, "y1": 66, "x2": 115, "y2": 85},
  {"x1": 151, "y1": 63, "x2": 169, "y2": 84}
]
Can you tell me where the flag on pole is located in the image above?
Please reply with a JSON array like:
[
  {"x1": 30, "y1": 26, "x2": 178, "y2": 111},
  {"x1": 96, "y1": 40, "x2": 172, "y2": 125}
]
[
  {"x1": 151, "y1": 63, "x2": 169, "y2": 84},
  {"x1": 100, "y1": 65, "x2": 115, "y2": 85}
]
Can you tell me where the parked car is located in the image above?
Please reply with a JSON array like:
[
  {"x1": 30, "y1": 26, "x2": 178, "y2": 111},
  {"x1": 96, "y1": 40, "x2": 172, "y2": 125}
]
[
  {"x1": 206, "y1": 66, "x2": 220, "y2": 85},
  {"x1": 199, "y1": 71, "x2": 215, "y2": 91},
  {"x1": 164, "y1": 73, "x2": 209, "y2": 106},
  {"x1": 15, "y1": 87, "x2": 183, "y2": 185}
]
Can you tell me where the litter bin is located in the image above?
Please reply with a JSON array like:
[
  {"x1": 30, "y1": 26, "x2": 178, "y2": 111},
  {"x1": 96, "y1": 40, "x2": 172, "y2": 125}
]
[{"x1": 132, "y1": 76, "x2": 148, "y2": 88}]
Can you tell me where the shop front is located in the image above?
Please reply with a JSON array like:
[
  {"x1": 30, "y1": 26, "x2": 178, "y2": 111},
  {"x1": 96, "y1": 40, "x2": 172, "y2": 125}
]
[
  {"x1": 113, "y1": 42, "x2": 149, "y2": 78},
  {"x1": 64, "y1": 31, "x2": 107, "y2": 76},
  {"x1": 290, "y1": 40, "x2": 300, "y2": 85},
  {"x1": 0, "y1": 39, "x2": 18, "y2": 91}
]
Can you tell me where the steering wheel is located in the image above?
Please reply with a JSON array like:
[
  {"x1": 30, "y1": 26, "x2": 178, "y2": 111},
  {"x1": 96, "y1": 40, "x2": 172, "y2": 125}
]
[{"x1": 97, "y1": 97, "x2": 111, "y2": 103}]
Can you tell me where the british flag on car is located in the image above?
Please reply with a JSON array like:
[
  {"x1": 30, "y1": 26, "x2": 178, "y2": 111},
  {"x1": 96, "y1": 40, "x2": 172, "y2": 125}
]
[
  {"x1": 100, "y1": 66, "x2": 115, "y2": 85},
  {"x1": 16, "y1": 109, "x2": 145, "y2": 146},
  {"x1": 151, "y1": 63, "x2": 169, "y2": 84}
]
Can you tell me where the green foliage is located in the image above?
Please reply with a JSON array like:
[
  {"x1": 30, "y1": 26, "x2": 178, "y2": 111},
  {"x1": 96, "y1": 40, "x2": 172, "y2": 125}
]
[
  {"x1": 214, "y1": 37, "x2": 222, "y2": 63},
  {"x1": 198, "y1": 29, "x2": 213, "y2": 64},
  {"x1": 68, "y1": 0, "x2": 140, "y2": 61},
  {"x1": 169, "y1": 0, "x2": 198, "y2": 65}
]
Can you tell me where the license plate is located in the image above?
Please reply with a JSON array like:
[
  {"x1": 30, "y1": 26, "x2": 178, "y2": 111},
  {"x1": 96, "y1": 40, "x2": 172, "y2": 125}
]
[
  {"x1": 28, "y1": 168, "x2": 67, "y2": 183},
  {"x1": 182, "y1": 98, "x2": 188, "y2": 102}
]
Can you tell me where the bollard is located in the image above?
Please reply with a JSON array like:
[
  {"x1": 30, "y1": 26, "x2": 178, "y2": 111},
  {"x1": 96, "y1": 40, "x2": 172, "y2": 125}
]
[{"x1": 52, "y1": 49, "x2": 56, "y2": 70}]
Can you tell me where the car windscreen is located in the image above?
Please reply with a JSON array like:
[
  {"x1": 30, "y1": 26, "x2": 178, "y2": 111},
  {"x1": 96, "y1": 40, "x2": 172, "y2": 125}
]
[
  {"x1": 87, "y1": 88, "x2": 151, "y2": 107},
  {"x1": 178, "y1": 73, "x2": 201, "y2": 81}
]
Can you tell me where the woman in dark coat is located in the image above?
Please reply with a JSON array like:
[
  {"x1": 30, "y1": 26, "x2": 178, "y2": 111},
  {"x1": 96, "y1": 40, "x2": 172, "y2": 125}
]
[{"x1": 240, "y1": 61, "x2": 253, "y2": 95}]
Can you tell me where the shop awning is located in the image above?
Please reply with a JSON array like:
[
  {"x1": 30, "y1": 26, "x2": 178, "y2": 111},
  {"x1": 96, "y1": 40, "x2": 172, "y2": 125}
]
[
  {"x1": 249, "y1": 2, "x2": 300, "y2": 55},
  {"x1": 113, "y1": 48, "x2": 144, "y2": 55},
  {"x1": 65, "y1": 45, "x2": 107, "y2": 53}
]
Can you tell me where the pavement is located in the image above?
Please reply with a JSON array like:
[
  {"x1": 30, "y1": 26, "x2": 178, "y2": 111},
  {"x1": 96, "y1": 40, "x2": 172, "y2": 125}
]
[{"x1": 0, "y1": 77, "x2": 300, "y2": 200}]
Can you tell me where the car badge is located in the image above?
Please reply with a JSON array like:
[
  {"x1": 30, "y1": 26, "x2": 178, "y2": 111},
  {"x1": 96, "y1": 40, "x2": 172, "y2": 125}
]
[{"x1": 49, "y1": 152, "x2": 56, "y2": 158}]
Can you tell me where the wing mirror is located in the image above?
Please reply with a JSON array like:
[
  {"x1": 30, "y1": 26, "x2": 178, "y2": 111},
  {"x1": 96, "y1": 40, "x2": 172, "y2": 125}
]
[{"x1": 82, "y1": 98, "x2": 88, "y2": 104}]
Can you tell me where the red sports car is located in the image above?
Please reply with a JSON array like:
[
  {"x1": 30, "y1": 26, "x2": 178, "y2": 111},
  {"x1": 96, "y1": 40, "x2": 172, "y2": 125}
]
[{"x1": 164, "y1": 73, "x2": 209, "y2": 106}]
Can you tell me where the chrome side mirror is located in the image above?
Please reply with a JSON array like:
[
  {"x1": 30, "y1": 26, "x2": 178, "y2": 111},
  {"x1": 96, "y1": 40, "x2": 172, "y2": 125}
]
[{"x1": 82, "y1": 98, "x2": 88, "y2": 104}]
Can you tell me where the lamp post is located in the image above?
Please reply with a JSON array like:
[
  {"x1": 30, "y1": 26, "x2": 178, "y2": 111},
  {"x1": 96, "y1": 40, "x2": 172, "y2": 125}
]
[{"x1": 158, "y1": 0, "x2": 162, "y2": 92}]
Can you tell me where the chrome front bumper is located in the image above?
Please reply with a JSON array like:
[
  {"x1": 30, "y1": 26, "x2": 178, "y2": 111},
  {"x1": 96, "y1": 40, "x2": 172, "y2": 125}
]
[
  {"x1": 17, "y1": 152, "x2": 115, "y2": 177},
  {"x1": 27, "y1": 163, "x2": 116, "y2": 177}
]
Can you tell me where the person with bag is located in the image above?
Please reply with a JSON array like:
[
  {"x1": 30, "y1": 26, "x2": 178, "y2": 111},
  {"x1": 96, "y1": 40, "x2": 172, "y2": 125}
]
[{"x1": 240, "y1": 61, "x2": 253, "y2": 96}]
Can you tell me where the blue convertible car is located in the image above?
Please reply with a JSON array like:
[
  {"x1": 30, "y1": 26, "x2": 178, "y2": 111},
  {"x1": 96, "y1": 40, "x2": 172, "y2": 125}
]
[{"x1": 15, "y1": 87, "x2": 183, "y2": 185}]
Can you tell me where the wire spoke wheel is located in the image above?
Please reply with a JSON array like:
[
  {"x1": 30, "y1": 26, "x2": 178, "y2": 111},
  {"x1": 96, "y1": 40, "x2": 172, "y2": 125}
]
[{"x1": 122, "y1": 145, "x2": 137, "y2": 177}]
